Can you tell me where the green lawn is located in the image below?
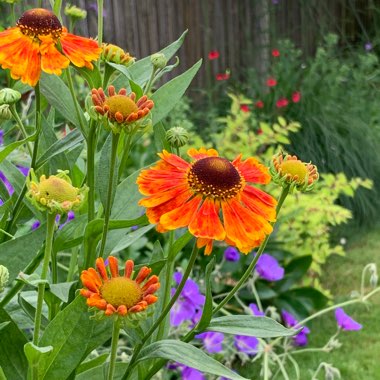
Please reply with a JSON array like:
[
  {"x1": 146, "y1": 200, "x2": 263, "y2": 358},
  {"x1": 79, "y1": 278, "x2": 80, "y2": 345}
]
[{"x1": 294, "y1": 228, "x2": 380, "y2": 379}]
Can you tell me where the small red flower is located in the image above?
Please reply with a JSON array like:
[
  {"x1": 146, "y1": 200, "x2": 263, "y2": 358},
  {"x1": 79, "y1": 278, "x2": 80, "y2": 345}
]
[
  {"x1": 266, "y1": 78, "x2": 277, "y2": 87},
  {"x1": 255, "y1": 100, "x2": 264, "y2": 109},
  {"x1": 257, "y1": 128, "x2": 263, "y2": 135},
  {"x1": 292, "y1": 91, "x2": 301, "y2": 103},
  {"x1": 216, "y1": 72, "x2": 230, "y2": 81},
  {"x1": 208, "y1": 50, "x2": 220, "y2": 60},
  {"x1": 272, "y1": 49, "x2": 280, "y2": 57},
  {"x1": 240, "y1": 104, "x2": 250, "y2": 113},
  {"x1": 276, "y1": 98, "x2": 289, "y2": 108}
]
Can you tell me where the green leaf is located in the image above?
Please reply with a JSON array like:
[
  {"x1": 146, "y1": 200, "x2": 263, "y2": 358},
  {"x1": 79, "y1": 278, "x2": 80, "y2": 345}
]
[
  {"x1": 0, "y1": 308, "x2": 28, "y2": 380},
  {"x1": 76, "y1": 353, "x2": 108, "y2": 375},
  {"x1": 129, "y1": 79, "x2": 143, "y2": 99},
  {"x1": 38, "y1": 296, "x2": 112, "y2": 380},
  {"x1": 151, "y1": 59, "x2": 202, "y2": 125},
  {"x1": 24, "y1": 343, "x2": 53, "y2": 380},
  {"x1": 137, "y1": 340, "x2": 248, "y2": 380},
  {"x1": 111, "y1": 30, "x2": 188, "y2": 87},
  {"x1": 281, "y1": 287, "x2": 329, "y2": 312},
  {"x1": 18, "y1": 291, "x2": 49, "y2": 328},
  {"x1": 153, "y1": 122, "x2": 171, "y2": 152},
  {"x1": 76, "y1": 362, "x2": 128, "y2": 380},
  {"x1": 49, "y1": 282, "x2": 76, "y2": 303},
  {"x1": 0, "y1": 322, "x2": 10, "y2": 331},
  {"x1": 0, "y1": 226, "x2": 45, "y2": 283},
  {"x1": 53, "y1": 214, "x2": 87, "y2": 252},
  {"x1": 169, "y1": 230, "x2": 193, "y2": 260},
  {"x1": 39, "y1": 73, "x2": 87, "y2": 133},
  {"x1": 36, "y1": 129, "x2": 84, "y2": 169},
  {"x1": 0, "y1": 132, "x2": 37, "y2": 165},
  {"x1": 74, "y1": 66, "x2": 102, "y2": 89},
  {"x1": 196, "y1": 257, "x2": 215, "y2": 331},
  {"x1": 206, "y1": 315, "x2": 298, "y2": 338}
]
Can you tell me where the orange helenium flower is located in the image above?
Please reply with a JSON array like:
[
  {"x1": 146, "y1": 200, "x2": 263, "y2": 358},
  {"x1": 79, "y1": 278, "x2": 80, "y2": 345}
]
[
  {"x1": 137, "y1": 148, "x2": 277, "y2": 254},
  {"x1": 0, "y1": 8, "x2": 101, "y2": 87},
  {"x1": 80, "y1": 256, "x2": 160, "y2": 317}
]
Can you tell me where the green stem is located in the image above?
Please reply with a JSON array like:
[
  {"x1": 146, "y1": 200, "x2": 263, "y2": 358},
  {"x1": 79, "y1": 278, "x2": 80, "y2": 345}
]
[
  {"x1": 263, "y1": 350, "x2": 270, "y2": 380},
  {"x1": 97, "y1": 0, "x2": 104, "y2": 47},
  {"x1": 0, "y1": 245, "x2": 44, "y2": 308},
  {"x1": 117, "y1": 133, "x2": 133, "y2": 180},
  {"x1": 212, "y1": 185, "x2": 290, "y2": 314},
  {"x1": 98, "y1": 133, "x2": 120, "y2": 258},
  {"x1": 33, "y1": 213, "x2": 56, "y2": 345},
  {"x1": 107, "y1": 318, "x2": 121, "y2": 380},
  {"x1": 10, "y1": 3, "x2": 15, "y2": 24},
  {"x1": 9, "y1": 106, "x2": 33, "y2": 157},
  {"x1": 144, "y1": 67, "x2": 158, "y2": 95},
  {"x1": 121, "y1": 244, "x2": 199, "y2": 380},
  {"x1": 66, "y1": 247, "x2": 79, "y2": 282},
  {"x1": 87, "y1": 123, "x2": 96, "y2": 222},
  {"x1": 65, "y1": 68, "x2": 87, "y2": 139}
]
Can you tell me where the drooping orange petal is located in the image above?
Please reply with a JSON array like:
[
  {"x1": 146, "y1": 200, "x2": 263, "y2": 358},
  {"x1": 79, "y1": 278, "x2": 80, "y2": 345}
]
[
  {"x1": 142, "y1": 275, "x2": 159, "y2": 291},
  {"x1": 87, "y1": 294, "x2": 107, "y2": 309},
  {"x1": 233, "y1": 155, "x2": 271, "y2": 184},
  {"x1": 95, "y1": 257, "x2": 108, "y2": 280},
  {"x1": 222, "y1": 199, "x2": 273, "y2": 253},
  {"x1": 187, "y1": 147, "x2": 219, "y2": 160},
  {"x1": 158, "y1": 150, "x2": 190, "y2": 170},
  {"x1": 105, "y1": 303, "x2": 117, "y2": 316},
  {"x1": 159, "y1": 196, "x2": 202, "y2": 230},
  {"x1": 108, "y1": 256, "x2": 119, "y2": 278},
  {"x1": 60, "y1": 27, "x2": 101, "y2": 68},
  {"x1": 188, "y1": 199, "x2": 225, "y2": 241},
  {"x1": 40, "y1": 37, "x2": 70, "y2": 75},
  {"x1": 117, "y1": 305, "x2": 128, "y2": 316},
  {"x1": 197, "y1": 237, "x2": 214, "y2": 255},
  {"x1": 241, "y1": 186, "x2": 277, "y2": 222}
]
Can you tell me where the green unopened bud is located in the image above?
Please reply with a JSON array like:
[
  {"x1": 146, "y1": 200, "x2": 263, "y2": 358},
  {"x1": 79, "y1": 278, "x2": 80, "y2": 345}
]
[
  {"x1": 0, "y1": 104, "x2": 12, "y2": 120},
  {"x1": 101, "y1": 43, "x2": 134, "y2": 67},
  {"x1": 64, "y1": 4, "x2": 87, "y2": 20},
  {"x1": 0, "y1": 265, "x2": 9, "y2": 293},
  {"x1": 0, "y1": 88, "x2": 21, "y2": 105},
  {"x1": 166, "y1": 127, "x2": 189, "y2": 148},
  {"x1": 151, "y1": 53, "x2": 167, "y2": 69}
]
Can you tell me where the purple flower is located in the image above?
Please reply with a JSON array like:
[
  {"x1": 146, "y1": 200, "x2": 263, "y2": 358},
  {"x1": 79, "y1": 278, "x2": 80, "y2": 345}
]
[
  {"x1": 181, "y1": 366, "x2": 206, "y2": 380},
  {"x1": 365, "y1": 42, "x2": 373, "y2": 51},
  {"x1": 282, "y1": 310, "x2": 311, "y2": 346},
  {"x1": 256, "y1": 253, "x2": 284, "y2": 281},
  {"x1": 0, "y1": 130, "x2": 4, "y2": 145},
  {"x1": 88, "y1": 2, "x2": 107, "y2": 17},
  {"x1": 131, "y1": 225, "x2": 139, "y2": 231},
  {"x1": 17, "y1": 166, "x2": 29, "y2": 176},
  {"x1": 224, "y1": 246, "x2": 240, "y2": 262},
  {"x1": 249, "y1": 303, "x2": 265, "y2": 316},
  {"x1": 57, "y1": 211, "x2": 75, "y2": 229},
  {"x1": 195, "y1": 331, "x2": 224, "y2": 353},
  {"x1": 0, "y1": 171, "x2": 14, "y2": 195},
  {"x1": 31, "y1": 220, "x2": 41, "y2": 230},
  {"x1": 234, "y1": 335, "x2": 259, "y2": 355},
  {"x1": 170, "y1": 272, "x2": 205, "y2": 327},
  {"x1": 335, "y1": 308, "x2": 362, "y2": 331}
]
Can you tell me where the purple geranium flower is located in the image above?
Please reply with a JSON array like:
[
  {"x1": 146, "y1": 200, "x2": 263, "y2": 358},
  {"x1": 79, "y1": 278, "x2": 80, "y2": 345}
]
[
  {"x1": 0, "y1": 130, "x2": 4, "y2": 145},
  {"x1": 282, "y1": 310, "x2": 310, "y2": 346},
  {"x1": 256, "y1": 253, "x2": 284, "y2": 281},
  {"x1": 31, "y1": 220, "x2": 41, "y2": 230},
  {"x1": 17, "y1": 166, "x2": 29, "y2": 176},
  {"x1": 335, "y1": 308, "x2": 362, "y2": 331},
  {"x1": 0, "y1": 171, "x2": 14, "y2": 195},
  {"x1": 181, "y1": 366, "x2": 206, "y2": 380},
  {"x1": 249, "y1": 303, "x2": 265, "y2": 316},
  {"x1": 365, "y1": 42, "x2": 373, "y2": 51},
  {"x1": 234, "y1": 335, "x2": 259, "y2": 355},
  {"x1": 195, "y1": 331, "x2": 224, "y2": 353},
  {"x1": 224, "y1": 246, "x2": 240, "y2": 262},
  {"x1": 58, "y1": 210, "x2": 75, "y2": 229},
  {"x1": 170, "y1": 272, "x2": 205, "y2": 327}
]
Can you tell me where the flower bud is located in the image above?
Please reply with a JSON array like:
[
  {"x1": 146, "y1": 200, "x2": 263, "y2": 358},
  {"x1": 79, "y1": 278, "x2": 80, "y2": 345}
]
[
  {"x1": 0, "y1": 88, "x2": 21, "y2": 105},
  {"x1": 64, "y1": 4, "x2": 87, "y2": 20},
  {"x1": 0, "y1": 265, "x2": 9, "y2": 293},
  {"x1": 166, "y1": 127, "x2": 189, "y2": 148},
  {"x1": 0, "y1": 104, "x2": 12, "y2": 120},
  {"x1": 101, "y1": 43, "x2": 134, "y2": 67},
  {"x1": 151, "y1": 53, "x2": 168, "y2": 69}
]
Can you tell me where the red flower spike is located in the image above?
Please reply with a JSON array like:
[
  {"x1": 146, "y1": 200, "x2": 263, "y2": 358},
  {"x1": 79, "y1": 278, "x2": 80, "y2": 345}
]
[
  {"x1": 208, "y1": 50, "x2": 220, "y2": 60},
  {"x1": 266, "y1": 78, "x2": 277, "y2": 87},
  {"x1": 272, "y1": 49, "x2": 280, "y2": 57}
]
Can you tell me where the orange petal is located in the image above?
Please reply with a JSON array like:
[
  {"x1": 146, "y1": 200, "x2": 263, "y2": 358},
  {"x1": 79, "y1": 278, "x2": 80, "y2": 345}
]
[
  {"x1": 139, "y1": 184, "x2": 190, "y2": 208},
  {"x1": 187, "y1": 147, "x2": 219, "y2": 160},
  {"x1": 188, "y1": 199, "x2": 225, "y2": 240},
  {"x1": 159, "y1": 196, "x2": 202, "y2": 230},
  {"x1": 241, "y1": 186, "x2": 277, "y2": 222},
  {"x1": 117, "y1": 305, "x2": 128, "y2": 316},
  {"x1": 222, "y1": 199, "x2": 273, "y2": 253},
  {"x1": 108, "y1": 256, "x2": 119, "y2": 278},
  {"x1": 60, "y1": 27, "x2": 101, "y2": 68},
  {"x1": 40, "y1": 38, "x2": 70, "y2": 75},
  {"x1": 105, "y1": 304, "x2": 116, "y2": 316},
  {"x1": 144, "y1": 294, "x2": 158, "y2": 305},
  {"x1": 197, "y1": 238, "x2": 214, "y2": 255},
  {"x1": 87, "y1": 295, "x2": 107, "y2": 310},
  {"x1": 135, "y1": 267, "x2": 151, "y2": 284},
  {"x1": 157, "y1": 150, "x2": 190, "y2": 170},
  {"x1": 142, "y1": 275, "x2": 159, "y2": 291},
  {"x1": 124, "y1": 260, "x2": 134, "y2": 278},
  {"x1": 95, "y1": 258, "x2": 108, "y2": 280},
  {"x1": 137, "y1": 172, "x2": 187, "y2": 196},
  {"x1": 233, "y1": 155, "x2": 271, "y2": 184},
  {"x1": 143, "y1": 283, "x2": 160, "y2": 296}
]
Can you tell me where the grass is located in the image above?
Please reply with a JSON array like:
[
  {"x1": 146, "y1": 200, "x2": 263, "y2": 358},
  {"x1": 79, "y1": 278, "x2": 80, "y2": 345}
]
[{"x1": 290, "y1": 227, "x2": 380, "y2": 379}]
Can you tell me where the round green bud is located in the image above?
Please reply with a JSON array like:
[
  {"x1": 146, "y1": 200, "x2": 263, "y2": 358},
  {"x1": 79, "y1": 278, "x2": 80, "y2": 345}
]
[
  {"x1": 151, "y1": 53, "x2": 168, "y2": 69},
  {"x1": 64, "y1": 4, "x2": 87, "y2": 20},
  {"x1": 0, "y1": 88, "x2": 21, "y2": 105},
  {"x1": 166, "y1": 127, "x2": 189, "y2": 148},
  {"x1": 0, "y1": 265, "x2": 9, "y2": 293},
  {"x1": 0, "y1": 104, "x2": 12, "y2": 120}
]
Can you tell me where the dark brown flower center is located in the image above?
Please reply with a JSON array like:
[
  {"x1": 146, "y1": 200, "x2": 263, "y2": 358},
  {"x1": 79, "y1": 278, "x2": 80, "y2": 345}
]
[
  {"x1": 17, "y1": 8, "x2": 62, "y2": 38},
  {"x1": 187, "y1": 157, "x2": 244, "y2": 199}
]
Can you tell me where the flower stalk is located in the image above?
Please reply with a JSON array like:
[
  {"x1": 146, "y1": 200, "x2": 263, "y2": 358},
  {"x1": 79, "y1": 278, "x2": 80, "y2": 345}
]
[{"x1": 107, "y1": 317, "x2": 122, "y2": 380}]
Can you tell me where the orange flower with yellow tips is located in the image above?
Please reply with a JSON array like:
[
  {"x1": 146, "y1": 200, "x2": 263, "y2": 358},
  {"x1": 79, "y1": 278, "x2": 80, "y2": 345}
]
[
  {"x1": 0, "y1": 8, "x2": 101, "y2": 86},
  {"x1": 137, "y1": 148, "x2": 277, "y2": 255},
  {"x1": 80, "y1": 256, "x2": 160, "y2": 317}
]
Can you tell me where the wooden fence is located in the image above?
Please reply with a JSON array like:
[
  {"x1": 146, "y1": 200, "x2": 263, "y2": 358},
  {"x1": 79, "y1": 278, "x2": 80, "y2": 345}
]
[{"x1": 14, "y1": 0, "x2": 377, "y2": 87}]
